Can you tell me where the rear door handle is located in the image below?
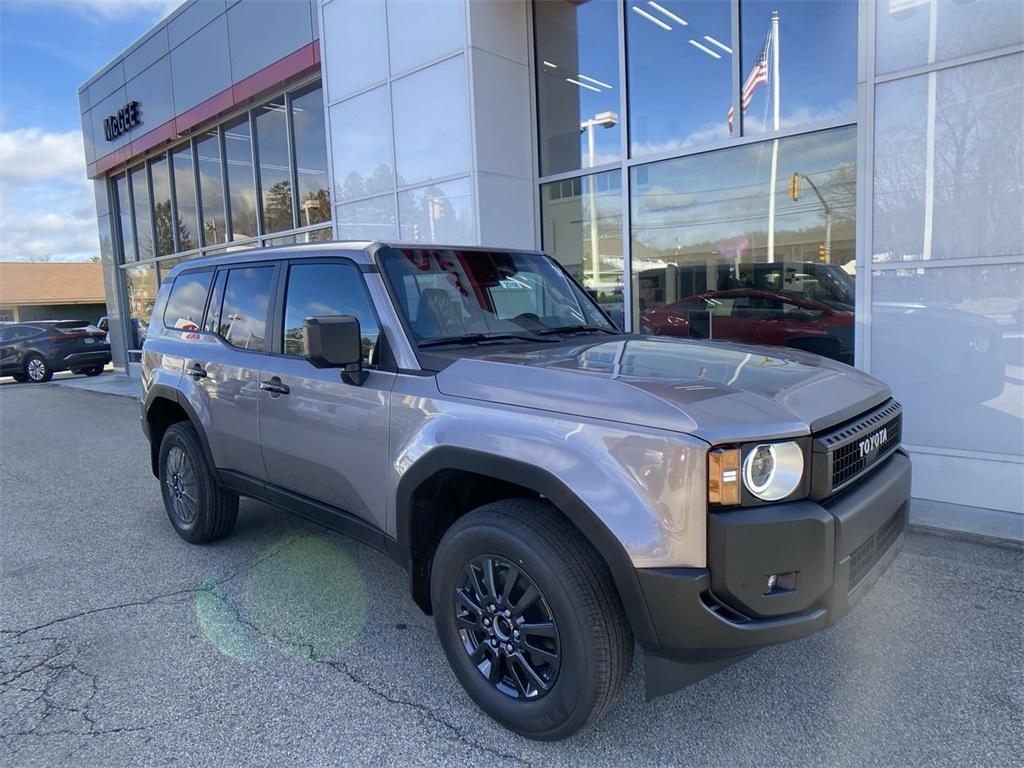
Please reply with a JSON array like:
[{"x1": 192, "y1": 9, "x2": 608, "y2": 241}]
[
  {"x1": 187, "y1": 363, "x2": 207, "y2": 380},
  {"x1": 259, "y1": 377, "x2": 290, "y2": 395}
]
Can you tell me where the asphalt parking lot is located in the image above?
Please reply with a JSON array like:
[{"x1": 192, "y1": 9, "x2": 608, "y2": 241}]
[{"x1": 1, "y1": 383, "x2": 1022, "y2": 767}]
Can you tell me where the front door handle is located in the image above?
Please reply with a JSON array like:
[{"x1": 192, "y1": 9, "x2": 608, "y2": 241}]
[
  {"x1": 187, "y1": 363, "x2": 207, "y2": 380},
  {"x1": 259, "y1": 377, "x2": 290, "y2": 395}
]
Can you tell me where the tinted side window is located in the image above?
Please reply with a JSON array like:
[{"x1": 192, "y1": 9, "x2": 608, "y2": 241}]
[
  {"x1": 204, "y1": 271, "x2": 227, "y2": 334},
  {"x1": 219, "y1": 266, "x2": 275, "y2": 351},
  {"x1": 282, "y1": 262, "x2": 380, "y2": 364},
  {"x1": 163, "y1": 271, "x2": 213, "y2": 331}
]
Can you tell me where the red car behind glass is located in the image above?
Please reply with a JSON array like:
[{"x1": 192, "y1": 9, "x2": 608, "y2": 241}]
[{"x1": 640, "y1": 289, "x2": 855, "y2": 363}]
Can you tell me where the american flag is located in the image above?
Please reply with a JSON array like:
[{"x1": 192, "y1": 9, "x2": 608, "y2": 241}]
[{"x1": 727, "y1": 31, "x2": 771, "y2": 132}]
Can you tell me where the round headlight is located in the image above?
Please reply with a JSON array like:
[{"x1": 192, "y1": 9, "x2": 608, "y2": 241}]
[{"x1": 742, "y1": 441, "x2": 804, "y2": 501}]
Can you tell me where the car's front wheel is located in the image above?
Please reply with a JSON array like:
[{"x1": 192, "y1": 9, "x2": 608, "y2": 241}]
[
  {"x1": 431, "y1": 499, "x2": 633, "y2": 740},
  {"x1": 24, "y1": 355, "x2": 52, "y2": 383},
  {"x1": 158, "y1": 422, "x2": 238, "y2": 543},
  {"x1": 84, "y1": 366, "x2": 104, "y2": 377}
]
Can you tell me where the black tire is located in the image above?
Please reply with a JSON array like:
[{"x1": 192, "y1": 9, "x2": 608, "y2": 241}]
[
  {"x1": 158, "y1": 422, "x2": 238, "y2": 544},
  {"x1": 24, "y1": 354, "x2": 52, "y2": 383},
  {"x1": 11, "y1": 373, "x2": 28, "y2": 382},
  {"x1": 431, "y1": 499, "x2": 633, "y2": 740},
  {"x1": 85, "y1": 366, "x2": 104, "y2": 377}
]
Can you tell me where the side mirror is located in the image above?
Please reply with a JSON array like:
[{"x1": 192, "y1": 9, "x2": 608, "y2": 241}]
[{"x1": 304, "y1": 315, "x2": 366, "y2": 385}]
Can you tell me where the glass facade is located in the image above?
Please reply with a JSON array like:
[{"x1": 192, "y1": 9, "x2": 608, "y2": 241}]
[
  {"x1": 632, "y1": 126, "x2": 857, "y2": 362},
  {"x1": 255, "y1": 99, "x2": 294, "y2": 234},
  {"x1": 535, "y1": 1, "x2": 859, "y2": 363},
  {"x1": 108, "y1": 80, "x2": 331, "y2": 352},
  {"x1": 224, "y1": 113, "x2": 258, "y2": 239},
  {"x1": 534, "y1": 0, "x2": 620, "y2": 176},
  {"x1": 540, "y1": 170, "x2": 624, "y2": 326}
]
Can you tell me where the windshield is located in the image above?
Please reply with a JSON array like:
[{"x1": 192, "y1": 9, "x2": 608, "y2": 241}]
[{"x1": 378, "y1": 248, "x2": 615, "y2": 344}]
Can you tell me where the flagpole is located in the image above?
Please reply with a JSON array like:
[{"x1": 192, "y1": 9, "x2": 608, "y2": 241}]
[{"x1": 766, "y1": 10, "x2": 781, "y2": 263}]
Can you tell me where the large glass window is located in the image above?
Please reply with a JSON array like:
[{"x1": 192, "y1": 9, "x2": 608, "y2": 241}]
[
  {"x1": 541, "y1": 170, "x2": 624, "y2": 327},
  {"x1": 124, "y1": 262, "x2": 156, "y2": 349},
  {"x1": 628, "y1": 1, "x2": 733, "y2": 156},
  {"x1": 283, "y1": 262, "x2": 380, "y2": 363},
  {"x1": 292, "y1": 85, "x2": 330, "y2": 227},
  {"x1": 255, "y1": 99, "x2": 294, "y2": 234},
  {"x1": 631, "y1": 125, "x2": 857, "y2": 362},
  {"x1": 130, "y1": 165, "x2": 153, "y2": 260},
  {"x1": 112, "y1": 173, "x2": 135, "y2": 262},
  {"x1": 224, "y1": 114, "x2": 258, "y2": 240},
  {"x1": 171, "y1": 145, "x2": 198, "y2": 251},
  {"x1": 218, "y1": 266, "x2": 275, "y2": 351},
  {"x1": 534, "y1": 0, "x2": 621, "y2": 176},
  {"x1": 150, "y1": 155, "x2": 174, "y2": 257},
  {"x1": 739, "y1": 0, "x2": 857, "y2": 134},
  {"x1": 196, "y1": 131, "x2": 227, "y2": 246}
]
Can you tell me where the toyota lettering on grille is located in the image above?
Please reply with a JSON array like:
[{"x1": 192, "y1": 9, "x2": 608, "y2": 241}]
[{"x1": 858, "y1": 427, "x2": 888, "y2": 460}]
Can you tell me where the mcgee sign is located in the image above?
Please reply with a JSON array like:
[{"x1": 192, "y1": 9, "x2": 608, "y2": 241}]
[{"x1": 104, "y1": 101, "x2": 140, "y2": 141}]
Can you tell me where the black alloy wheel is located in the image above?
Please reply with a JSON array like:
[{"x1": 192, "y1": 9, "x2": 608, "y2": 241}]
[
  {"x1": 455, "y1": 555, "x2": 560, "y2": 700},
  {"x1": 431, "y1": 499, "x2": 633, "y2": 740},
  {"x1": 164, "y1": 444, "x2": 199, "y2": 527},
  {"x1": 158, "y1": 422, "x2": 238, "y2": 544}
]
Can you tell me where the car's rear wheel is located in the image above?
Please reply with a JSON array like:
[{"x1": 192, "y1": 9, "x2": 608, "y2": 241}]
[
  {"x1": 11, "y1": 373, "x2": 28, "y2": 382},
  {"x1": 24, "y1": 355, "x2": 52, "y2": 383},
  {"x1": 84, "y1": 366, "x2": 104, "y2": 377},
  {"x1": 431, "y1": 499, "x2": 633, "y2": 740},
  {"x1": 158, "y1": 422, "x2": 238, "y2": 543}
]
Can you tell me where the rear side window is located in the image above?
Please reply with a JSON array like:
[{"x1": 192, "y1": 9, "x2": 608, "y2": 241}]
[
  {"x1": 163, "y1": 271, "x2": 212, "y2": 331},
  {"x1": 204, "y1": 271, "x2": 227, "y2": 334},
  {"x1": 282, "y1": 262, "x2": 380, "y2": 364},
  {"x1": 218, "y1": 266, "x2": 275, "y2": 351}
]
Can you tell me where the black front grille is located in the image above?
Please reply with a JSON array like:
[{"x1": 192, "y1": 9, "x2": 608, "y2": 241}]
[
  {"x1": 831, "y1": 413, "x2": 902, "y2": 489},
  {"x1": 849, "y1": 504, "x2": 906, "y2": 588},
  {"x1": 812, "y1": 400, "x2": 903, "y2": 497}
]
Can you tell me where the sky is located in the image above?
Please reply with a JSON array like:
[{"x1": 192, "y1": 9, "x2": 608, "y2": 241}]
[{"x1": 0, "y1": 0, "x2": 176, "y2": 262}]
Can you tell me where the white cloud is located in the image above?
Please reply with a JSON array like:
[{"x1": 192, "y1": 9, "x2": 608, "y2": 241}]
[
  {"x1": 0, "y1": 128, "x2": 99, "y2": 262},
  {"x1": 5, "y1": 0, "x2": 179, "y2": 19}
]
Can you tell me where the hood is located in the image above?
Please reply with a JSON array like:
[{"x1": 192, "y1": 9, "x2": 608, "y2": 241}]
[{"x1": 434, "y1": 336, "x2": 891, "y2": 444}]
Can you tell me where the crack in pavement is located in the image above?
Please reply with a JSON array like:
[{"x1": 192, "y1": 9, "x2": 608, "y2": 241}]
[
  {"x1": 0, "y1": 534, "x2": 307, "y2": 639},
  {"x1": 197, "y1": 583, "x2": 530, "y2": 766},
  {"x1": 0, "y1": 536, "x2": 312, "y2": 755}
]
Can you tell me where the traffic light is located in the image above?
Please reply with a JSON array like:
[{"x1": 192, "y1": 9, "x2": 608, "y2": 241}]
[
  {"x1": 818, "y1": 242, "x2": 830, "y2": 260},
  {"x1": 788, "y1": 173, "x2": 801, "y2": 200}
]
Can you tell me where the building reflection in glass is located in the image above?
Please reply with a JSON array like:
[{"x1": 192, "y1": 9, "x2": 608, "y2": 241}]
[{"x1": 631, "y1": 125, "x2": 857, "y2": 362}]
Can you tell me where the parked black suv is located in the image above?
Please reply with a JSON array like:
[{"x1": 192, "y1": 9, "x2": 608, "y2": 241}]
[{"x1": 0, "y1": 321, "x2": 110, "y2": 382}]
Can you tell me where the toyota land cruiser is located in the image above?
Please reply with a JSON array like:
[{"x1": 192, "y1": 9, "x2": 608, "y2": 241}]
[{"x1": 141, "y1": 242, "x2": 910, "y2": 740}]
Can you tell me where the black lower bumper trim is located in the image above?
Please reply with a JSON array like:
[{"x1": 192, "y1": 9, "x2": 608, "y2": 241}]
[{"x1": 637, "y1": 450, "x2": 911, "y2": 697}]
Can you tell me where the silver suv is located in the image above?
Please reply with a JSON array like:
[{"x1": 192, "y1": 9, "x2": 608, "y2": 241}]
[{"x1": 142, "y1": 242, "x2": 910, "y2": 740}]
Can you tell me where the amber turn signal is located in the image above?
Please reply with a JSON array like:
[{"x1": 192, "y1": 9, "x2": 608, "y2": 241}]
[{"x1": 708, "y1": 448, "x2": 741, "y2": 506}]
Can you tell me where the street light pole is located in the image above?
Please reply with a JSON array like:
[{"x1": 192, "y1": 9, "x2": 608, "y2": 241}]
[{"x1": 579, "y1": 111, "x2": 618, "y2": 289}]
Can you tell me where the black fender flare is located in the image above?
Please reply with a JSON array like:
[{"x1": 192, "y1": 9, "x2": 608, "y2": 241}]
[
  {"x1": 143, "y1": 383, "x2": 219, "y2": 482},
  {"x1": 395, "y1": 446, "x2": 660, "y2": 650}
]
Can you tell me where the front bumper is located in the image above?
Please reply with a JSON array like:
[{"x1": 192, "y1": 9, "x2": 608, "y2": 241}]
[{"x1": 637, "y1": 450, "x2": 910, "y2": 693}]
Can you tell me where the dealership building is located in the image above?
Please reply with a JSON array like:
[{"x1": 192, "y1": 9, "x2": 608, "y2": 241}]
[{"x1": 79, "y1": 0, "x2": 1022, "y2": 528}]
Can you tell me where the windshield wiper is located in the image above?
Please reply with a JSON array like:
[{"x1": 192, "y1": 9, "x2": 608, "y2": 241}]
[
  {"x1": 536, "y1": 325, "x2": 619, "y2": 336},
  {"x1": 418, "y1": 332, "x2": 558, "y2": 348}
]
